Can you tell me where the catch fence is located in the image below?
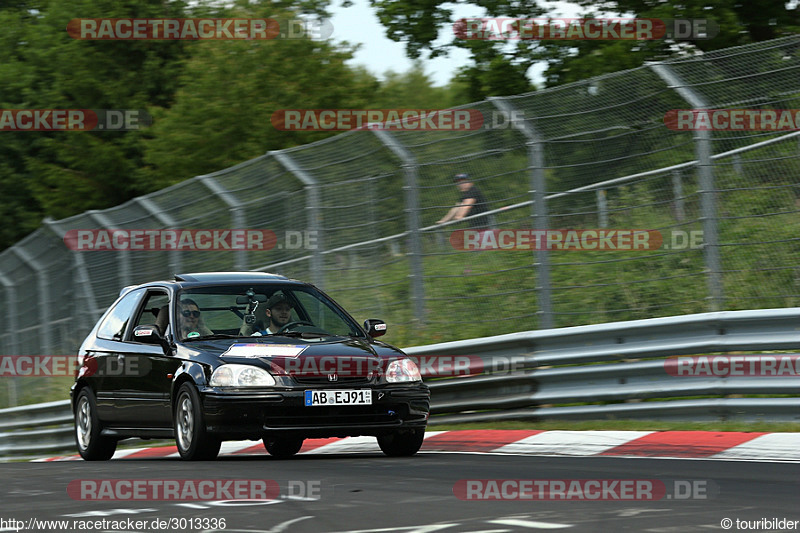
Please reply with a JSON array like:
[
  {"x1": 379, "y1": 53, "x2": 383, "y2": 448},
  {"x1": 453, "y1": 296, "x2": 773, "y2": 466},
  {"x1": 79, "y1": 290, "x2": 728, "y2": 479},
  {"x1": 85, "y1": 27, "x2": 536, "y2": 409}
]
[{"x1": 1, "y1": 36, "x2": 799, "y2": 407}]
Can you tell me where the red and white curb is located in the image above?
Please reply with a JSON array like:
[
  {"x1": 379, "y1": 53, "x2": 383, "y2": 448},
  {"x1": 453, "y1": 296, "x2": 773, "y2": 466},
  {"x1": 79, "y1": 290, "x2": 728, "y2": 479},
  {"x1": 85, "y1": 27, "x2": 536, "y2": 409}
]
[{"x1": 33, "y1": 430, "x2": 800, "y2": 462}]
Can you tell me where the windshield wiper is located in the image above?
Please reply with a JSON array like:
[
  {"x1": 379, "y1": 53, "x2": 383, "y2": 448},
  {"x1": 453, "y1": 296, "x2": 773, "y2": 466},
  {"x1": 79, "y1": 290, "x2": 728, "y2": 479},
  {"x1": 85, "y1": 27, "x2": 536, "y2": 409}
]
[
  {"x1": 273, "y1": 331, "x2": 329, "y2": 338},
  {"x1": 183, "y1": 333, "x2": 243, "y2": 341}
]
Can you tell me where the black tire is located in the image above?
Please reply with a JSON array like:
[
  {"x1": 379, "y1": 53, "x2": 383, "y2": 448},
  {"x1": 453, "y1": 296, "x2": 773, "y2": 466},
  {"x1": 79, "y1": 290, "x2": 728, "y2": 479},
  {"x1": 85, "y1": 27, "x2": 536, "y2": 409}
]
[
  {"x1": 174, "y1": 383, "x2": 221, "y2": 460},
  {"x1": 74, "y1": 388, "x2": 117, "y2": 461},
  {"x1": 377, "y1": 429, "x2": 425, "y2": 457},
  {"x1": 263, "y1": 437, "x2": 304, "y2": 459}
]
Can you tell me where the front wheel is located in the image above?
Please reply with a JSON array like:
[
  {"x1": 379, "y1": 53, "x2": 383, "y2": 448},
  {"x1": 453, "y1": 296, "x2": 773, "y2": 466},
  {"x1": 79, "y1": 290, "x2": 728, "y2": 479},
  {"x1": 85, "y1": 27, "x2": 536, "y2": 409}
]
[
  {"x1": 263, "y1": 437, "x2": 304, "y2": 458},
  {"x1": 74, "y1": 388, "x2": 117, "y2": 461},
  {"x1": 377, "y1": 429, "x2": 425, "y2": 457},
  {"x1": 174, "y1": 383, "x2": 221, "y2": 460}
]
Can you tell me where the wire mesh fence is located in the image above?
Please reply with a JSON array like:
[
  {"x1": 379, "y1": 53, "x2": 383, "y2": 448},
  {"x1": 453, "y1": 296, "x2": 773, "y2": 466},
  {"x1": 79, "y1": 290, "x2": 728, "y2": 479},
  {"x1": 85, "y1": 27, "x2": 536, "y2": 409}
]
[{"x1": 2, "y1": 36, "x2": 800, "y2": 406}]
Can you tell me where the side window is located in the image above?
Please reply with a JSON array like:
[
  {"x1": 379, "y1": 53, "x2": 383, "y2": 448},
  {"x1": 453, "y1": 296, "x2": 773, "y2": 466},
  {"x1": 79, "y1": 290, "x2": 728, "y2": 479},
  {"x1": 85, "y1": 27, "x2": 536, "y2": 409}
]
[
  {"x1": 130, "y1": 291, "x2": 171, "y2": 340},
  {"x1": 97, "y1": 288, "x2": 146, "y2": 341}
]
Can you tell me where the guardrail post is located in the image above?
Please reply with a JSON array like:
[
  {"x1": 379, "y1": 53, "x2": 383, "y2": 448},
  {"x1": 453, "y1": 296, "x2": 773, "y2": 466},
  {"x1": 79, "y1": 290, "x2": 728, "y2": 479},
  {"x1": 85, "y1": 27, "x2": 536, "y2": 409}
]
[
  {"x1": 88, "y1": 211, "x2": 132, "y2": 287},
  {"x1": 270, "y1": 151, "x2": 324, "y2": 289},
  {"x1": 10, "y1": 246, "x2": 52, "y2": 356},
  {"x1": 371, "y1": 129, "x2": 426, "y2": 325},
  {"x1": 0, "y1": 272, "x2": 19, "y2": 406},
  {"x1": 650, "y1": 62, "x2": 722, "y2": 310},
  {"x1": 134, "y1": 197, "x2": 182, "y2": 275},
  {"x1": 43, "y1": 218, "x2": 102, "y2": 335},
  {"x1": 490, "y1": 97, "x2": 553, "y2": 328},
  {"x1": 198, "y1": 176, "x2": 247, "y2": 271}
]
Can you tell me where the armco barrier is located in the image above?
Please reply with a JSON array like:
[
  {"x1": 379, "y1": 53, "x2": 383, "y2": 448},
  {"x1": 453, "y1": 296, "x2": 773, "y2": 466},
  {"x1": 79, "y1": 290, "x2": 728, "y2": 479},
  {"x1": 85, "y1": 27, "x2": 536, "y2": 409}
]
[
  {"x1": 407, "y1": 307, "x2": 800, "y2": 424},
  {"x1": 2, "y1": 308, "x2": 799, "y2": 458},
  {"x1": 0, "y1": 400, "x2": 73, "y2": 459}
]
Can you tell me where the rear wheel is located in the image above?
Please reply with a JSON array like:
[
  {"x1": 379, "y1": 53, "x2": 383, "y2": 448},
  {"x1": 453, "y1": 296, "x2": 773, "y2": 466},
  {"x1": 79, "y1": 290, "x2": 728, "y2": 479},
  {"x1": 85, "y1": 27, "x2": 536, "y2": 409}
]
[
  {"x1": 74, "y1": 388, "x2": 117, "y2": 461},
  {"x1": 263, "y1": 437, "x2": 304, "y2": 458},
  {"x1": 377, "y1": 429, "x2": 425, "y2": 457},
  {"x1": 174, "y1": 383, "x2": 221, "y2": 460}
]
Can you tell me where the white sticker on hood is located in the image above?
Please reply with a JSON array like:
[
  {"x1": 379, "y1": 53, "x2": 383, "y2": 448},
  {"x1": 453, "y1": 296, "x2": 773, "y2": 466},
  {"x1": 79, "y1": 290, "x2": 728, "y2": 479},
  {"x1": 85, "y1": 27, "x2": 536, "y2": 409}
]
[{"x1": 221, "y1": 343, "x2": 308, "y2": 358}]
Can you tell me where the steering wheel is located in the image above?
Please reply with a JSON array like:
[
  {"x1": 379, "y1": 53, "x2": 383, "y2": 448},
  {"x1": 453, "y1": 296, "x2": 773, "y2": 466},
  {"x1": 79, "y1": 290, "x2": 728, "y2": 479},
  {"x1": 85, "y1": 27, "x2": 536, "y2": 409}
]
[{"x1": 275, "y1": 321, "x2": 314, "y2": 334}]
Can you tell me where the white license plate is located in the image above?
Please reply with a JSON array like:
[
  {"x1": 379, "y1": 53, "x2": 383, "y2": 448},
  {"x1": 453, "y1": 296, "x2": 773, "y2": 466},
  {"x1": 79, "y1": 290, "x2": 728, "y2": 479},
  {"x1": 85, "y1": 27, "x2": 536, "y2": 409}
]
[{"x1": 304, "y1": 389, "x2": 372, "y2": 406}]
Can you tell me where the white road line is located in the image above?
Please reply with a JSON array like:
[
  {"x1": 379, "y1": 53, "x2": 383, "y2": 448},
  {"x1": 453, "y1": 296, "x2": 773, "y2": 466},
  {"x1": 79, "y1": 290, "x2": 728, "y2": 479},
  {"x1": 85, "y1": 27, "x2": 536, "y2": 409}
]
[{"x1": 488, "y1": 518, "x2": 573, "y2": 529}]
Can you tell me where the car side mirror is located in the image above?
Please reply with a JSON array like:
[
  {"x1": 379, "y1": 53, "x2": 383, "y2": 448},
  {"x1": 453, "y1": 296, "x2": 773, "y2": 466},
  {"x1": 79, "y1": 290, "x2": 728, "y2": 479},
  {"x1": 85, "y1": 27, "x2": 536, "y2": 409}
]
[
  {"x1": 364, "y1": 319, "x2": 387, "y2": 338},
  {"x1": 133, "y1": 325, "x2": 172, "y2": 354}
]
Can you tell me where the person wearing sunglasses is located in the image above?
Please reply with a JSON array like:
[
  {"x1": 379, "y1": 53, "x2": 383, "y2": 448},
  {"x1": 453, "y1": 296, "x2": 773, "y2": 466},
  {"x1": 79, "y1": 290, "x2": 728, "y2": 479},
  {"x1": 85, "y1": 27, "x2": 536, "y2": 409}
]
[{"x1": 179, "y1": 298, "x2": 213, "y2": 339}]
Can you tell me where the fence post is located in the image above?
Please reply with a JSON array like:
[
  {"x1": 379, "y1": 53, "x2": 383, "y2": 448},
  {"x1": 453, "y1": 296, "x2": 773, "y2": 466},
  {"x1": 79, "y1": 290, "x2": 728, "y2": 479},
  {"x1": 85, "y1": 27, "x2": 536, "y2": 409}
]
[
  {"x1": 596, "y1": 189, "x2": 608, "y2": 227},
  {"x1": 88, "y1": 211, "x2": 132, "y2": 287},
  {"x1": 198, "y1": 176, "x2": 247, "y2": 271},
  {"x1": 671, "y1": 170, "x2": 685, "y2": 221},
  {"x1": 43, "y1": 218, "x2": 102, "y2": 335},
  {"x1": 490, "y1": 97, "x2": 553, "y2": 328},
  {"x1": 134, "y1": 197, "x2": 182, "y2": 276},
  {"x1": 270, "y1": 151, "x2": 324, "y2": 289},
  {"x1": 650, "y1": 62, "x2": 722, "y2": 310},
  {"x1": 0, "y1": 272, "x2": 19, "y2": 406},
  {"x1": 10, "y1": 246, "x2": 51, "y2": 356},
  {"x1": 371, "y1": 129, "x2": 426, "y2": 324}
]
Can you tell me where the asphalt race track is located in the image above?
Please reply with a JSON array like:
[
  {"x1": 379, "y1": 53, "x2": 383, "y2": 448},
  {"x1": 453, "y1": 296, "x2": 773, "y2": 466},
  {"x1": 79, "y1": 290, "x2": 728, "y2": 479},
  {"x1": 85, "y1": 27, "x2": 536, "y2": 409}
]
[{"x1": 1, "y1": 451, "x2": 798, "y2": 532}]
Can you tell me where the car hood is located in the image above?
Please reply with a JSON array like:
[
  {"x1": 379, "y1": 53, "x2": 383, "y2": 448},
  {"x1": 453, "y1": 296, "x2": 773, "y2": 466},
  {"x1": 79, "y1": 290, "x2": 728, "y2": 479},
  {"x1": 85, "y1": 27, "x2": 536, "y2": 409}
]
[{"x1": 180, "y1": 336, "x2": 407, "y2": 376}]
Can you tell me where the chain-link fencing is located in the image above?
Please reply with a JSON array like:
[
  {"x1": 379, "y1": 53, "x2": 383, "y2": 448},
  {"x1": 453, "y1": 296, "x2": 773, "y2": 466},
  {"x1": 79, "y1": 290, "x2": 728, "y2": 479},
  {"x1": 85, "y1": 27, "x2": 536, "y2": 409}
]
[{"x1": 2, "y1": 36, "x2": 799, "y2": 406}]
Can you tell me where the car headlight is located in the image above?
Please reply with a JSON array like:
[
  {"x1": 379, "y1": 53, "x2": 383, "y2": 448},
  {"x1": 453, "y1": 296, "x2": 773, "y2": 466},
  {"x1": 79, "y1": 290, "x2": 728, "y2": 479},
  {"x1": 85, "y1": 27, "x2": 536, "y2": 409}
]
[
  {"x1": 210, "y1": 364, "x2": 276, "y2": 387},
  {"x1": 386, "y1": 358, "x2": 422, "y2": 383}
]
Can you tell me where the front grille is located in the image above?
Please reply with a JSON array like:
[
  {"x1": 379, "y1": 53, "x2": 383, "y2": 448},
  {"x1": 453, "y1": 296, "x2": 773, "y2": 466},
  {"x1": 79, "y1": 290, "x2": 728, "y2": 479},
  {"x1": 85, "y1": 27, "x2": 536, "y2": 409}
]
[
  {"x1": 292, "y1": 375, "x2": 371, "y2": 385},
  {"x1": 263, "y1": 404, "x2": 408, "y2": 428}
]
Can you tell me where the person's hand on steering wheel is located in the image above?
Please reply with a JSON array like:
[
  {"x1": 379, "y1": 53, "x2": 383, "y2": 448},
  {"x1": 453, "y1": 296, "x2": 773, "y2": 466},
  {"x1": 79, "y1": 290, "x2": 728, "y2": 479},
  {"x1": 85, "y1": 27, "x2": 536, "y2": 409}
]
[{"x1": 274, "y1": 320, "x2": 314, "y2": 334}]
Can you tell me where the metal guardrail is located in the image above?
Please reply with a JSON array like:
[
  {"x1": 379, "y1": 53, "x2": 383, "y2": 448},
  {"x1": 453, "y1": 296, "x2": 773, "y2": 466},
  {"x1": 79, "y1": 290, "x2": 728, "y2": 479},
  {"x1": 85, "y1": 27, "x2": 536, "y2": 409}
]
[
  {"x1": 0, "y1": 400, "x2": 73, "y2": 460},
  {"x1": 409, "y1": 307, "x2": 800, "y2": 424},
  {"x1": 1, "y1": 308, "x2": 798, "y2": 459}
]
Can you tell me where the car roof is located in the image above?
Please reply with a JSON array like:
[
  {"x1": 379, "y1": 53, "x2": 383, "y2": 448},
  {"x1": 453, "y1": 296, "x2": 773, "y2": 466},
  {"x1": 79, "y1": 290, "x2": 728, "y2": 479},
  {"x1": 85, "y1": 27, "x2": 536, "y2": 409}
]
[
  {"x1": 118, "y1": 272, "x2": 300, "y2": 296},
  {"x1": 174, "y1": 272, "x2": 290, "y2": 283}
]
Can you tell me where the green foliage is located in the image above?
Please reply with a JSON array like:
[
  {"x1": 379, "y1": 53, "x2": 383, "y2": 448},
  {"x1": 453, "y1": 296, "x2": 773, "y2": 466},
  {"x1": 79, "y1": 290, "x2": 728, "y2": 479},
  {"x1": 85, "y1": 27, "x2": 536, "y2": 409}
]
[
  {"x1": 368, "y1": 0, "x2": 800, "y2": 91},
  {"x1": 0, "y1": 0, "x2": 462, "y2": 249}
]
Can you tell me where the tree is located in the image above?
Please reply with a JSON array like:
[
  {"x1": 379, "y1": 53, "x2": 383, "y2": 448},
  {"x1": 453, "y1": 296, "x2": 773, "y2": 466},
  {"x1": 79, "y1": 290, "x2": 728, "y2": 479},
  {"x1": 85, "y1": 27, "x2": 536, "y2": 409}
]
[
  {"x1": 0, "y1": 0, "x2": 190, "y2": 240},
  {"x1": 366, "y1": 62, "x2": 458, "y2": 108},
  {"x1": 139, "y1": 5, "x2": 380, "y2": 189},
  {"x1": 366, "y1": 0, "x2": 800, "y2": 91}
]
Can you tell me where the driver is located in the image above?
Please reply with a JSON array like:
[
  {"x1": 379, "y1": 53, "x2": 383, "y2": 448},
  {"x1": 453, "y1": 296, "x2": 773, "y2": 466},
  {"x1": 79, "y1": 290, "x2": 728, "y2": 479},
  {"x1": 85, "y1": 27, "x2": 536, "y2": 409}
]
[
  {"x1": 179, "y1": 299, "x2": 214, "y2": 339},
  {"x1": 251, "y1": 292, "x2": 294, "y2": 336}
]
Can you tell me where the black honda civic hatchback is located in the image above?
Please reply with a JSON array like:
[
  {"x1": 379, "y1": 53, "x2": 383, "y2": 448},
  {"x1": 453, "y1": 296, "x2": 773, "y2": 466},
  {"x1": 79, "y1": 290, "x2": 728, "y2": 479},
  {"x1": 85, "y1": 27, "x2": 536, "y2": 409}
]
[{"x1": 71, "y1": 272, "x2": 430, "y2": 460}]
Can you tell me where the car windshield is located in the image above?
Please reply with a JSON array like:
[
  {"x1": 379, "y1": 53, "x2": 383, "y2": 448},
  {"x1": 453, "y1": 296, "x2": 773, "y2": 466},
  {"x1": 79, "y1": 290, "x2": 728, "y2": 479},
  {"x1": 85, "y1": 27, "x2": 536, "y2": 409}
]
[{"x1": 176, "y1": 284, "x2": 364, "y2": 342}]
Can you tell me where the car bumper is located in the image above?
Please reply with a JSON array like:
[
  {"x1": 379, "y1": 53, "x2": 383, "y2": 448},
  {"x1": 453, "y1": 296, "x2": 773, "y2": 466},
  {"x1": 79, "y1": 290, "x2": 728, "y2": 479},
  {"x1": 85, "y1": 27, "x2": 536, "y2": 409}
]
[{"x1": 201, "y1": 384, "x2": 430, "y2": 439}]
